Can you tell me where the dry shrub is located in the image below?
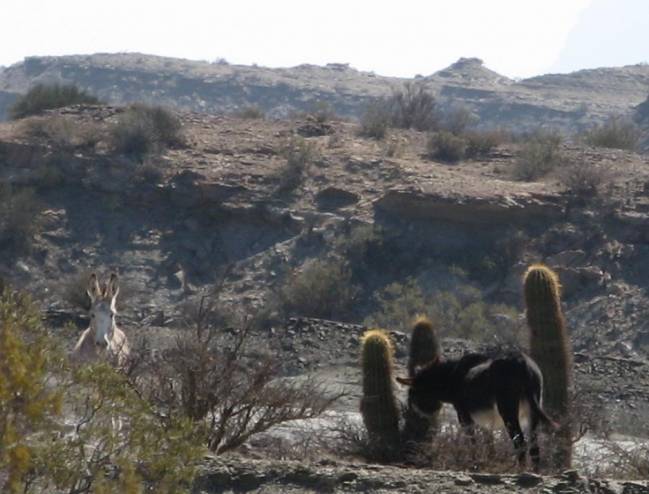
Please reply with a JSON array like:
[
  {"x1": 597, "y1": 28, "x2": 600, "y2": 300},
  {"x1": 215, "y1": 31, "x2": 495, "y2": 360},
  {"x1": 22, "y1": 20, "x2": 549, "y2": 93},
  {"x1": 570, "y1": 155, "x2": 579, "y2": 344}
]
[
  {"x1": 583, "y1": 116, "x2": 641, "y2": 151},
  {"x1": 111, "y1": 104, "x2": 184, "y2": 160},
  {"x1": 129, "y1": 295, "x2": 342, "y2": 455},
  {"x1": 235, "y1": 105, "x2": 265, "y2": 119},
  {"x1": 10, "y1": 83, "x2": 99, "y2": 120},
  {"x1": 279, "y1": 258, "x2": 359, "y2": 320},
  {"x1": 464, "y1": 129, "x2": 507, "y2": 159},
  {"x1": 441, "y1": 105, "x2": 478, "y2": 135},
  {"x1": 560, "y1": 161, "x2": 612, "y2": 197},
  {"x1": 359, "y1": 101, "x2": 391, "y2": 140},
  {"x1": 275, "y1": 137, "x2": 319, "y2": 194},
  {"x1": 386, "y1": 82, "x2": 438, "y2": 131},
  {"x1": 514, "y1": 129, "x2": 564, "y2": 180},
  {"x1": 426, "y1": 131, "x2": 467, "y2": 163},
  {"x1": 0, "y1": 184, "x2": 43, "y2": 254},
  {"x1": 308, "y1": 101, "x2": 337, "y2": 123},
  {"x1": 19, "y1": 116, "x2": 103, "y2": 150}
]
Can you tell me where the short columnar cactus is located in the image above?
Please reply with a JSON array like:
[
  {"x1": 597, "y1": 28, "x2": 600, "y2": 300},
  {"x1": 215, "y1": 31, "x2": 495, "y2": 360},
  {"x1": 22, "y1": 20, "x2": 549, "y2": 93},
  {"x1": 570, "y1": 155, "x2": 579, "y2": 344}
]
[
  {"x1": 360, "y1": 329, "x2": 400, "y2": 448},
  {"x1": 403, "y1": 315, "x2": 442, "y2": 443},
  {"x1": 524, "y1": 264, "x2": 573, "y2": 469}
]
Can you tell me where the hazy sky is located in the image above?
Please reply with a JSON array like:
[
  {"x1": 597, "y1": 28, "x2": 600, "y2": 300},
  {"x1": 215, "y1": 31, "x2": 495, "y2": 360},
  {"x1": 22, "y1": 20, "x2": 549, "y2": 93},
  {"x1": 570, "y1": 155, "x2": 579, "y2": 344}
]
[{"x1": 2, "y1": 0, "x2": 642, "y2": 79}]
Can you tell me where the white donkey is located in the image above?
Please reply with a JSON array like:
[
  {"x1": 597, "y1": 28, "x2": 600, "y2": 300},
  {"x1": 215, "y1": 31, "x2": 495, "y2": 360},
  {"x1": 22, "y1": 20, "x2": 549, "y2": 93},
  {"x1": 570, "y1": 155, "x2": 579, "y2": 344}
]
[{"x1": 71, "y1": 273, "x2": 130, "y2": 367}]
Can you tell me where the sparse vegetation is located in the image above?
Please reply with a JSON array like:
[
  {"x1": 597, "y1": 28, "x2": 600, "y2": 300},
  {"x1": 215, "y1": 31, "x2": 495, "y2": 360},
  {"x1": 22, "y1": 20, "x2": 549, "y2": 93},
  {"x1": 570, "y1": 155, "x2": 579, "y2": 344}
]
[
  {"x1": 514, "y1": 129, "x2": 564, "y2": 180},
  {"x1": 359, "y1": 101, "x2": 390, "y2": 139},
  {"x1": 9, "y1": 83, "x2": 100, "y2": 120},
  {"x1": 236, "y1": 105, "x2": 265, "y2": 119},
  {"x1": 464, "y1": 129, "x2": 507, "y2": 158},
  {"x1": 308, "y1": 100, "x2": 336, "y2": 123},
  {"x1": 426, "y1": 130, "x2": 467, "y2": 163},
  {"x1": 279, "y1": 258, "x2": 359, "y2": 320},
  {"x1": 0, "y1": 184, "x2": 43, "y2": 254},
  {"x1": 111, "y1": 104, "x2": 184, "y2": 159},
  {"x1": 560, "y1": 160, "x2": 610, "y2": 197},
  {"x1": 582, "y1": 116, "x2": 641, "y2": 151},
  {"x1": 19, "y1": 115, "x2": 102, "y2": 150}
]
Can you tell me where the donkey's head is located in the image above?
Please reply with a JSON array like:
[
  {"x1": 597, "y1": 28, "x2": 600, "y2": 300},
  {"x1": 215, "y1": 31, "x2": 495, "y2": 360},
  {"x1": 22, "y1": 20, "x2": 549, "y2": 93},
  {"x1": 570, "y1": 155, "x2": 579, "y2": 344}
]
[
  {"x1": 87, "y1": 273, "x2": 119, "y2": 349},
  {"x1": 397, "y1": 357, "x2": 446, "y2": 417}
]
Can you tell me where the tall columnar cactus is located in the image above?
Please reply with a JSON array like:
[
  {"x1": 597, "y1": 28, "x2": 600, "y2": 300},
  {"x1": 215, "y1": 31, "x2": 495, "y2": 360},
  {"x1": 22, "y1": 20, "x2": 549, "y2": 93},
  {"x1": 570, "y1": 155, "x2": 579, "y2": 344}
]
[
  {"x1": 360, "y1": 329, "x2": 400, "y2": 449},
  {"x1": 403, "y1": 315, "x2": 442, "y2": 443},
  {"x1": 524, "y1": 264, "x2": 574, "y2": 470}
]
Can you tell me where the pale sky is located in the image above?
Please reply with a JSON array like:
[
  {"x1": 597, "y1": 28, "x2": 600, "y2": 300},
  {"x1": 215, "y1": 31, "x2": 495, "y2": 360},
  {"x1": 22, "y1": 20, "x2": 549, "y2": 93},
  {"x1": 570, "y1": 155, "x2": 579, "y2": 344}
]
[{"x1": 0, "y1": 0, "x2": 623, "y2": 79}]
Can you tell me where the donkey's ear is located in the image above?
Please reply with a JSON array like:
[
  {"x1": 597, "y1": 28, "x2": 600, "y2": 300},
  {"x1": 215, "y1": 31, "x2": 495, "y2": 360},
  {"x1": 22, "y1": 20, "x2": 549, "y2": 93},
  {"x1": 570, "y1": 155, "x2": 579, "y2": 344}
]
[
  {"x1": 87, "y1": 273, "x2": 101, "y2": 301},
  {"x1": 396, "y1": 376, "x2": 414, "y2": 386},
  {"x1": 107, "y1": 273, "x2": 119, "y2": 299}
]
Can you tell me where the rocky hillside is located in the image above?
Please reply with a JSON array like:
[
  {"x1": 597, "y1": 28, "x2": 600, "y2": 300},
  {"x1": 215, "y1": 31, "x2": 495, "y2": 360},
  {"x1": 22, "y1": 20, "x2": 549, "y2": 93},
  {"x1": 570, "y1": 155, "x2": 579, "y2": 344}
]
[
  {"x1": 2, "y1": 105, "x2": 649, "y2": 490},
  {"x1": 2, "y1": 53, "x2": 649, "y2": 131}
]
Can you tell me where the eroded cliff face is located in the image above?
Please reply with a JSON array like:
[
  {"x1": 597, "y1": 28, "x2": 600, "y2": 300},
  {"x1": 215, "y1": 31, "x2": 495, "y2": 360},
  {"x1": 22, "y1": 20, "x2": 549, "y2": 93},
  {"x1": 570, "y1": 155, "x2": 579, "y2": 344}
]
[{"x1": 2, "y1": 53, "x2": 649, "y2": 130}]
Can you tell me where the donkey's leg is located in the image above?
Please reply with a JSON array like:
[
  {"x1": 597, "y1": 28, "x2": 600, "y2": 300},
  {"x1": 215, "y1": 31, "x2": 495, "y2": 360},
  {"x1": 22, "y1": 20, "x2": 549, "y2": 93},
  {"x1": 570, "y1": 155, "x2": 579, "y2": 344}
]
[
  {"x1": 456, "y1": 408, "x2": 480, "y2": 469},
  {"x1": 528, "y1": 411, "x2": 541, "y2": 472},
  {"x1": 497, "y1": 399, "x2": 527, "y2": 467}
]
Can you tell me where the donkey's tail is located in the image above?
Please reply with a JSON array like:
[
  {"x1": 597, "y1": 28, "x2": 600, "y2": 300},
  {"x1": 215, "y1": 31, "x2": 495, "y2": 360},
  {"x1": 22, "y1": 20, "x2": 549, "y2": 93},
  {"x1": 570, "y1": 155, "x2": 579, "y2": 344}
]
[{"x1": 529, "y1": 394, "x2": 560, "y2": 431}]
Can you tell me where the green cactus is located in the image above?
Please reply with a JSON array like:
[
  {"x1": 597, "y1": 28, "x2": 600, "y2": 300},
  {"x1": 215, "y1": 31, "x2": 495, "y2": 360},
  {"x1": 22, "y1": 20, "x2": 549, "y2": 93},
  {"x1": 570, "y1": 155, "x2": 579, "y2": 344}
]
[
  {"x1": 403, "y1": 315, "x2": 442, "y2": 443},
  {"x1": 524, "y1": 264, "x2": 573, "y2": 470},
  {"x1": 360, "y1": 329, "x2": 400, "y2": 449}
]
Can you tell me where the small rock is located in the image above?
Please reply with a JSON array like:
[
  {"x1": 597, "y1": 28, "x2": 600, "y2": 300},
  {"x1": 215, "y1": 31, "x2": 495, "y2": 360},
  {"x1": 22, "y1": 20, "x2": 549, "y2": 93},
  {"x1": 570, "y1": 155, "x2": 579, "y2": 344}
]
[
  {"x1": 470, "y1": 473, "x2": 503, "y2": 485},
  {"x1": 517, "y1": 472, "x2": 542, "y2": 487}
]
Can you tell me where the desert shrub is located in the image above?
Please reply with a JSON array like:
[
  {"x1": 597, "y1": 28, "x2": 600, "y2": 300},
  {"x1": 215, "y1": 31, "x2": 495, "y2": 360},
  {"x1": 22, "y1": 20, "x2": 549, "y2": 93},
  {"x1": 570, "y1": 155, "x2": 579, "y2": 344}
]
[
  {"x1": 9, "y1": 83, "x2": 100, "y2": 120},
  {"x1": 134, "y1": 159, "x2": 165, "y2": 184},
  {"x1": 560, "y1": 161, "x2": 611, "y2": 197},
  {"x1": 236, "y1": 105, "x2": 265, "y2": 119},
  {"x1": 426, "y1": 130, "x2": 467, "y2": 163},
  {"x1": 308, "y1": 100, "x2": 336, "y2": 123},
  {"x1": 386, "y1": 82, "x2": 438, "y2": 131},
  {"x1": 19, "y1": 115, "x2": 102, "y2": 150},
  {"x1": 464, "y1": 129, "x2": 506, "y2": 159},
  {"x1": 382, "y1": 136, "x2": 405, "y2": 158},
  {"x1": 359, "y1": 101, "x2": 390, "y2": 139},
  {"x1": 111, "y1": 104, "x2": 184, "y2": 159},
  {"x1": 365, "y1": 278, "x2": 518, "y2": 342},
  {"x1": 441, "y1": 105, "x2": 478, "y2": 135},
  {"x1": 280, "y1": 258, "x2": 359, "y2": 320},
  {"x1": 582, "y1": 116, "x2": 641, "y2": 151},
  {"x1": 130, "y1": 303, "x2": 342, "y2": 454},
  {"x1": 275, "y1": 137, "x2": 318, "y2": 194},
  {"x1": 514, "y1": 129, "x2": 564, "y2": 180},
  {"x1": 0, "y1": 184, "x2": 43, "y2": 254}
]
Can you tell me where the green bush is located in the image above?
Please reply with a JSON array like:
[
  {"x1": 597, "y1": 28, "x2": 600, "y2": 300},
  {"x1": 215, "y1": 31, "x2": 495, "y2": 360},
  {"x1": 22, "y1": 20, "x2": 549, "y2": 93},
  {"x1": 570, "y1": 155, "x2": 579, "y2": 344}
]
[
  {"x1": 514, "y1": 129, "x2": 564, "y2": 180},
  {"x1": 365, "y1": 278, "x2": 517, "y2": 342},
  {"x1": 10, "y1": 84, "x2": 99, "y2": 120},
  {"x1": 582, "y1": 117, "x2": 641, "y2": 151},
  {"x1": 280, "y1": 258, "x2": 359, "y2": 319},
  {"x1": 0, "y1": 288, "x2": 63, "y2": 493},
  {"x1": 111, "y1": 104, "x2": 184, "y2": 159},
  {"x1": 427, "y1": 131, "x2": 467, "y2": 163}
]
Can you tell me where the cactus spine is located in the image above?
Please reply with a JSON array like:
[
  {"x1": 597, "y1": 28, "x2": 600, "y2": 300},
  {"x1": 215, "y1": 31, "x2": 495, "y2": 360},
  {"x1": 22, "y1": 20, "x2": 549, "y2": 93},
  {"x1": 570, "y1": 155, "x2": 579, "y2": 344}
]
[
  {"x1": 524, "y1": 264, "x2": 573, "y2": 469},
  {"x1": 403, "y1": 316, "x2": 442, "y2": 443},
  {"x1": 360, "y1": 329, "x2": 400, "y2": 449}
]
